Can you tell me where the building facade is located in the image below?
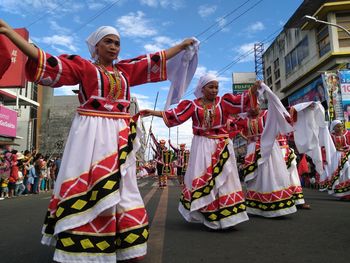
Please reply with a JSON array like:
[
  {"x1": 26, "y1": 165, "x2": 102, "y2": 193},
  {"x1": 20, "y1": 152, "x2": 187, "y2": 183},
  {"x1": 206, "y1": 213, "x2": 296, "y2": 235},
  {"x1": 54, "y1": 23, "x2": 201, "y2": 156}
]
[{"x1": 262, "y1": 0, "x2": 350, "y2": 108}]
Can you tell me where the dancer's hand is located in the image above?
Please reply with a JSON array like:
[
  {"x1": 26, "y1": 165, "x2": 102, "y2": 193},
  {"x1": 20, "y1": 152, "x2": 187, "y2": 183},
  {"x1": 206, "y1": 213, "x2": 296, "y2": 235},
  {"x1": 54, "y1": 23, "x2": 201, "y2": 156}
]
[
  {"x1": 0, "y1": 19, "x2": 11, "y2": 35},
  {"x1": 139, "y1": 109, "x2": 153, "y2": 117}
]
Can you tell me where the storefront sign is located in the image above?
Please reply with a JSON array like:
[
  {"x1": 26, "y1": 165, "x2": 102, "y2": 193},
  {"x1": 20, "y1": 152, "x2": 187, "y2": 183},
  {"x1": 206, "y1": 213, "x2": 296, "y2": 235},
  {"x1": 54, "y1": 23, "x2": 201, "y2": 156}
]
[
  {"x1": 0, "y1": 28, "x2": 29, "y2": 88},
  {"x1": 0, "y1": 105, "x2": 17, "y2": 137}
]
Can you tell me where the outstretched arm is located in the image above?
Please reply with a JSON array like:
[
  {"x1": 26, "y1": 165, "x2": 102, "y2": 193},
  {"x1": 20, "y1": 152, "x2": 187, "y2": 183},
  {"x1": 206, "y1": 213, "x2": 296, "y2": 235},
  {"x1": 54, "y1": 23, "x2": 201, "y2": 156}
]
[
  {"x1": 0, "y1": 19, "x2": 38, "y2": 60},
  {"x1": 168, "y1": 140, "x2": 178, "y2": 152},
  {"x1": 149, "y1": 131, "x2": 160, "y2": 147},
  {"x1": 164, "y1": 38, "x2": 195, "y2": 60},
  {"x1": 140, "y1": 109, "x2": 163, "y2": 118}
]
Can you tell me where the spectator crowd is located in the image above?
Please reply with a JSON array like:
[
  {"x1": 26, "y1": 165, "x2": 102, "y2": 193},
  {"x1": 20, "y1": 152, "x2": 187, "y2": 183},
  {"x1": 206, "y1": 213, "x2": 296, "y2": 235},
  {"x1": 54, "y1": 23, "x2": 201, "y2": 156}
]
[{"x1": 0, "y1": 146, "x2": 61, "y2": 200}]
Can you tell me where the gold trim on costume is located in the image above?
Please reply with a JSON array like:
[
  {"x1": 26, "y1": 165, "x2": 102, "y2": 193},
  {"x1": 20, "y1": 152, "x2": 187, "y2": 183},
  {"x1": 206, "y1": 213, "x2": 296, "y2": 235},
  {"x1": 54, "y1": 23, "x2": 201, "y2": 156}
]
[{"x1": 77, "y1": 109, "x2": 131, "y2": 119}]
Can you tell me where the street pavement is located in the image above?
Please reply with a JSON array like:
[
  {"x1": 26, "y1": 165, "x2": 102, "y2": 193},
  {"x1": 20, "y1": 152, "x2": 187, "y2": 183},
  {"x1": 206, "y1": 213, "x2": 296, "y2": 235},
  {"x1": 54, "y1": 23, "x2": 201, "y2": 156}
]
[{"x1": 0, "y1": 177, "x2": 349, "y2": 263}]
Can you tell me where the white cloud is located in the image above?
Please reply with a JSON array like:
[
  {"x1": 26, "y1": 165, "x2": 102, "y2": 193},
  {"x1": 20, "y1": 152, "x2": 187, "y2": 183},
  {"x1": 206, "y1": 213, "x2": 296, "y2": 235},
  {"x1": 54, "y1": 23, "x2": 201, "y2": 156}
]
[
  {"x1": 143, "y1": 36, "x2": 176, "y2": 53},
  {"x1": 233, "y1": 42, "x2": 256, "y2": 63},
  {"x1": 116, "y1": 11, "x2": 158, "y2": 38},
  {"x1": 194, "y1": 65, "x2": 230, "y2": 83},
  {"x1": 86, "y1": 0, "x2": 105, "y2": 10},
  {"x1": 198, "y1": 4, "x2": 217, "y2": 18},
  {"x1": 49, "y1": 21, "x2": 71, "y2": 34},
  {"x1": 139, "y1": 0, "x2": 184, "y2": 10},
  {"x1": 0, "y1": 0, "x2": 81, "y2": 15},
  {"x1": 54, "y1": 84, "x2": 79, "y2": 96},
  {"x1": 216, "y1": 17, "x2": 230, "y2": 33},
  {"x1": 160, "y1": 86, "x2": 170, "y2": 91},
  {"x1": 39, "y1": 34, "x2": 79, "y2": 53},
  {"x1": 247, "y1": 21, "x2": 265, "y2": 32}
]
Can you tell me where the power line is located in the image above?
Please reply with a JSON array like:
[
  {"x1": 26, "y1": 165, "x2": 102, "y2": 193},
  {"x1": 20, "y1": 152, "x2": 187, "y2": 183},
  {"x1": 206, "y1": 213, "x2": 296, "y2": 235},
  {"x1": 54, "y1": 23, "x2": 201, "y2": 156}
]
[
  {"x1": 26, "y1": 0, "x2": 123, "y2": 51},
  {"x1": 216, "y1": 27, "x2": 282, "y2": 76},
  {"x1": 200, "y1": 0, "x2": 265, "y2": 43},
  {"x1": 195, "y1": 0, "x2": 252, "y2": 39},
  {"x1": 72, "y1": 0, "x2": 123, "y2": 34},
  {"x1": 25, "y1": 1, "x2": 66, "y2": 28},
  {"x1": 181, "y1": 27, "x2": 282, "y2": 99}
]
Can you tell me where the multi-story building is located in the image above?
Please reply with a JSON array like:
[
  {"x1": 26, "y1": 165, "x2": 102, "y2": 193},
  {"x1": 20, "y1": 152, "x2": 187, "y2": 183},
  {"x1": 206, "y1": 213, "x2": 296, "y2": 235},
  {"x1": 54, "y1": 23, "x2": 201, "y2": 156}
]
[
  {"x1": 263, "y1": 0, "x2": 350, "y2": 108},
  {"x1": 0, "y1": 81, "x2": 39, "y2": 151}
]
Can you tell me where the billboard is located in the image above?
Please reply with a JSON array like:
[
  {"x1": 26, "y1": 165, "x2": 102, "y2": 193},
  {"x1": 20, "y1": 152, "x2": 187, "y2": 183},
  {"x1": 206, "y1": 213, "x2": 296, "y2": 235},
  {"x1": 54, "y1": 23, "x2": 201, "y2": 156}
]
[
  {"x1": 0, "y1": 28, "x2": 29, "y2": 88},
  {"x1": 322, "y1": 71, "x2": 343, "y2": 122},
  {"x1": 288, "y1": 76, "x2": 325, "y2": 106},
  {"x1": 0, "y1": 105, "x2": 17, "y2": 137},
  {"x1": 339, "y1": 70, "x2": 350, "y2": 129},
  {"x1": 232, "y1": 72, "x2": 256, "y2": 94}
]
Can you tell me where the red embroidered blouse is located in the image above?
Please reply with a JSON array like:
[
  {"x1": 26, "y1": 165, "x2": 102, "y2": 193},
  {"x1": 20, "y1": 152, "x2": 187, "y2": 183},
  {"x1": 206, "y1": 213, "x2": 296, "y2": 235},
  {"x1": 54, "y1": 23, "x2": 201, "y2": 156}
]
[
  {"x1": 162, "y1": 91, "x2": 257, "y2": 137},
  {"x1": 25, "y1": 49, "x2": 167, "y2": 113}
]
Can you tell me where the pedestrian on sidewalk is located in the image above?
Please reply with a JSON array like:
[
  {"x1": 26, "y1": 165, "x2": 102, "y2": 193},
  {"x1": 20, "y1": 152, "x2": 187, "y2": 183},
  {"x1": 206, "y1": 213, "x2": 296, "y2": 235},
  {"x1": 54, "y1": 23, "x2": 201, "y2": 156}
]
[
  {"x1": 0, "y1": 18, "x2": 197, "y2": 262},
  {"x1": 141, "y1": 73, "x2": 260, "y2": 230}
]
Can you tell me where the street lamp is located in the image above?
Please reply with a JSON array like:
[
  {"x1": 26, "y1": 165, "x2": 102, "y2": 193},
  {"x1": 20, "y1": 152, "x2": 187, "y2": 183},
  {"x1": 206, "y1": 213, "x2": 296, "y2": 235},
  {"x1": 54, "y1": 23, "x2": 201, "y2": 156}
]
[{"x1": 304, "y1": 15, "x2": 350, "y2": 37}]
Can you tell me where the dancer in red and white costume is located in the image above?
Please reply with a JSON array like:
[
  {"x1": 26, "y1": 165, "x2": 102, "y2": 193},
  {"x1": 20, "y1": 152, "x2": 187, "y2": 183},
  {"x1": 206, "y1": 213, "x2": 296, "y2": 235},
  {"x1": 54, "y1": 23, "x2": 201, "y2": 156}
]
[
  {"x1": 169, "y1": 140, "x2": 189, "y2": 186},
  {"x1": 0, "y1": 19, "x2": 197, "y2": 262},
  {"x1": 327, "y1": 120, "x2": 350, "y2": 199},
  {"x1": 229, "y1": 84, "x2": 297, "y2": 218},
  {"x1": 141, "y1": 73, "x2": 260, "y2": 230}
]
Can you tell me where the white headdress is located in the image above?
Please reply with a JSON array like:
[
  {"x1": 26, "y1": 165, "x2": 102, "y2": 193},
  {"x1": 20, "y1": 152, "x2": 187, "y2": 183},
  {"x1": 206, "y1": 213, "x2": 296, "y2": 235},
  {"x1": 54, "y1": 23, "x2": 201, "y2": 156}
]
[
  {"x1": 330, "y1": 119, "x2": 342, "y2": 131},
  {"x1": 194, "y1": 73, "x2": 218, "y2": 98},
  {"x1": 86, "y1": 26, "x2": 120, "y2": 61}
]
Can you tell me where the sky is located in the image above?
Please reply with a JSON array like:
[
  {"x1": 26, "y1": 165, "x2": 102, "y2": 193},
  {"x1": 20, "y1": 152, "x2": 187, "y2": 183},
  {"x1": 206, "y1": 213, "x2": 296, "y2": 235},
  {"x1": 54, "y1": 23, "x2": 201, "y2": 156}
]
[{"x1": 1, "y1": 0, "x2": 304, "y2": 155}]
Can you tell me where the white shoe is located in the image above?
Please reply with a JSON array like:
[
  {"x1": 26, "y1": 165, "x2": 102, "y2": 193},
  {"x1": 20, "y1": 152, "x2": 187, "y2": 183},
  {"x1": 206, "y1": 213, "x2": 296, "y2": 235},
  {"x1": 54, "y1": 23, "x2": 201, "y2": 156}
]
[{"x1": 0, "y1": 197, "x2": 4, "y2": 200}]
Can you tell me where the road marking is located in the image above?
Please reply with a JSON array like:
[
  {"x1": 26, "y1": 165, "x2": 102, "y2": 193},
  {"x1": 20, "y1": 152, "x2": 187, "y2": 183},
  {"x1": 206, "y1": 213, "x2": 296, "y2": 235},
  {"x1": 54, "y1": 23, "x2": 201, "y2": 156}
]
[
  {"x1": 147, "y1": 187, "x2": 168, "y2": 263},
  {"x1": 143, "y1": 186, "x2": 158, "y2": 206},
  {"x1": 137, "y1": 181, "x2": 148, "y2": 188}
]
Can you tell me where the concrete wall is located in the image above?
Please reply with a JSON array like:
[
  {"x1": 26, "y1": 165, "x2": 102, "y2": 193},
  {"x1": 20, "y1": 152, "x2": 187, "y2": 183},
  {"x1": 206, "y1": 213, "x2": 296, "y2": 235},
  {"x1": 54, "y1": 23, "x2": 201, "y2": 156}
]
[{"x1": 39, "y1": 95, "x2": 79, "y2": 155}]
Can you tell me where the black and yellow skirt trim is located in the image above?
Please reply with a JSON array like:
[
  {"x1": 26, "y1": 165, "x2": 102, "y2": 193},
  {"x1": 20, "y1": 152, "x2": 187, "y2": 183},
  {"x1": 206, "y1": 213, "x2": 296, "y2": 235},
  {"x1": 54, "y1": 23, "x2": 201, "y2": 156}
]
[
  {"x1": 245, "y1": 197, "x2": 295, "y2": 212},
  {"x1": 190, "y1": 141, "x2": 230, "y2": 202}
]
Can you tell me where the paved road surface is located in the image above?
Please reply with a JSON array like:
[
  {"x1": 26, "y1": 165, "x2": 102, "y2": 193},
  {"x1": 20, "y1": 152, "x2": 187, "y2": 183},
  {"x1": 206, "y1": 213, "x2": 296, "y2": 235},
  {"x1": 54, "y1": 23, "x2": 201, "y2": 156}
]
[{"x1": 1, "y1": 177, "x2": 349, "y2": 263}]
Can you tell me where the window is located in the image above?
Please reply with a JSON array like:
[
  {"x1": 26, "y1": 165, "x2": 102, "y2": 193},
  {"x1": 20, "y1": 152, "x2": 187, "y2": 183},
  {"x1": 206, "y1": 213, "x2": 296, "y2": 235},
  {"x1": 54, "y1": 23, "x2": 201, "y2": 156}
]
[
  {"x1": 266, "y1": 66, "x2": 271, "y2": 76},
  {"x1": 274, "y1": 69, "x2": 280, "y2": 80},
  {"x1": 317, "y1": 24, "x2": 331, "y2": 57},
  {"x1": 275, "y1": 80, "x2": 281, "y2": 91},
  {"x1": 266, "y1": 66, "x2": 272, "y2": 86},
  {"x1": 267, "y1": 76, "x2": 272, "y2": 86},
  {"x1": 284, "y1": 37, "x2": 309, "y2": 74},
  {"x1": 273, "y1": 58, "x2": 280, "y2": 80},
  {"x1": 336, "y1": 13, "x2": 350, "y2": 48}
]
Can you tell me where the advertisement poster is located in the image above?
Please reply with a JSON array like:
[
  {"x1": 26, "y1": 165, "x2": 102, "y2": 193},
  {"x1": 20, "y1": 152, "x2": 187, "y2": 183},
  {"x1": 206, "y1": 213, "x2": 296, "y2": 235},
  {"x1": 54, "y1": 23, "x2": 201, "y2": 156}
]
[
  {"x1": 322, "y1": 72, "x2": 343, "y2": 122},
  {"x1": 339, "y1": 70, "x2": 350, "y2": 129},
  {"x1": 0, "y1": 105, "x2": 17, "y2": 137},
  {"x1": 288, "y1": 76, "x2": 325, "y2": 106}
]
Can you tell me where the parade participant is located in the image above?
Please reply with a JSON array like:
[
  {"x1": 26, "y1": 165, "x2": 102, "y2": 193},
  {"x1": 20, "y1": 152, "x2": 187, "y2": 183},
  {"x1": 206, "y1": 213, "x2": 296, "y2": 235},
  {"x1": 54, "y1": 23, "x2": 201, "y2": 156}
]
[
  {"x1": 327, "y1": 120, "x2": 350, "y2": 200},
  {"x1": 230, "y1": 84, "x2": 297, "y2": 218},
  {"x1": 141, "y1": 73, "x2": 260, "y2": 230},
  {"x1": 150, "y1": 133, "x2": 171, "y2": 188},
  {"x1": 289, "y1": 102, "x2": 337, "y2": 199},
  {"x1": 169, "y1": 140, "x2": 189, "y2": 186},
  {"x1": 0, "y1": 19, "x2": 196, "y2": 262}
]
